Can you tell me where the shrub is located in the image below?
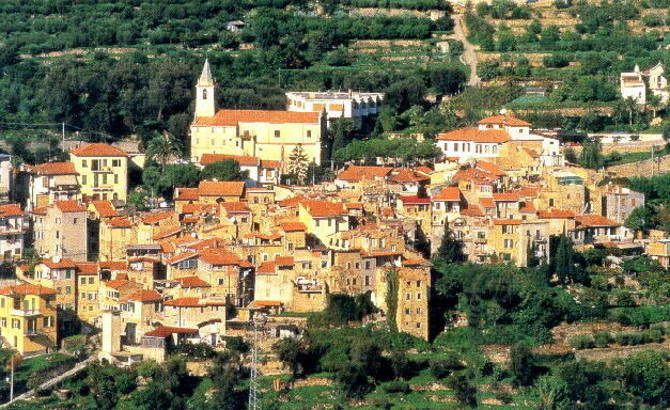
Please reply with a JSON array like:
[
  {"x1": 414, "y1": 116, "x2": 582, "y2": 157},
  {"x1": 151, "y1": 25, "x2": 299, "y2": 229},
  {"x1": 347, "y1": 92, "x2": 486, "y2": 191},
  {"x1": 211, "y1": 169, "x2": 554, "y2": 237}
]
[
  {"x1": 570, "y1": 334, "x2": 595, "y2": 349},
  {"x1": 593, "y1": 331, "x2": 612, "y2": 348},
  {"x1": 382, "y1": 380, "x2": 411, "y2": 394},
  {"x1": 429, "y1": 354, "x2": 462, "y2": 379},
  {"x1": 616, "y1": 331, "x2": 643, "y2": 346}
]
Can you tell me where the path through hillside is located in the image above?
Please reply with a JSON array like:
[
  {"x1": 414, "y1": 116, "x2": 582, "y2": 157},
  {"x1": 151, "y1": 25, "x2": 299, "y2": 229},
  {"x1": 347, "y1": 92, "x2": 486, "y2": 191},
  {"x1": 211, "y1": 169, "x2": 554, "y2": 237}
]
[{"x1": 450, "y1": 14, "x2": 480, "y2": 87}]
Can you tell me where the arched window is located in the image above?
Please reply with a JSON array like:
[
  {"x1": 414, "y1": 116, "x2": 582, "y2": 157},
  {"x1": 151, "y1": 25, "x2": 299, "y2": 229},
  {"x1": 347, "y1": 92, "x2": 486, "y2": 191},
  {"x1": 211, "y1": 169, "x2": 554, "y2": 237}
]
[{"x1": 202, "y1": 89, "x2": 208, "y2": 100}]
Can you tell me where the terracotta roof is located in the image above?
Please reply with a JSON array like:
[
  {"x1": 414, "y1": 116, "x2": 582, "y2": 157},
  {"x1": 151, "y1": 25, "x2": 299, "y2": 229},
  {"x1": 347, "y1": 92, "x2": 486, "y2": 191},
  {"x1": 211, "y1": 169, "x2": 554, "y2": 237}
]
[
  {"x1": 476, "y1": 161, "x2": 506, "y2": 177},
  {"x1": 200, "y1": 153, "x2": 260, "y2": 167},
  {"x1": 400, "y1": 195, "x2": 431, "y2": 205},
  {"x1": 32, "y1": 162, "x2": 77, "y2": 175},
  {"x1": 280, "y1": 222, "x2": 306, "y2": 232},
  {"x1": 75, "y1": 262, "x2": 99, "y2": 274},
  {"x1": 99, "y1": 261, "x2": 127, "y2": 271},
  {"x1": 537, "y1": 209, "x2": 575, "y2": 219},
  {"x1": 0, "y1": 203, "x2": 23, "y2": 218},
  {"x1": 492, "y1": 192, "x2": 520, "y2": 202},
  {"x1": 461, "y1": 204, "x2": 484, "y2": 217},
  {"x1": 391, "y1": 169, "x2": 429, "y2": 183},
  {"x1": 221, "y1": 202, "x2": 251, "y2": 214},
  {"x1": 164, "y1": 297, "x2": 226, "y2": 307},
  {"x1": 302, "y1": 200, "x2": 346, "y2": 218},
  {"x1": 42, "y1": 258, "x2": 77, "y2": 269},
  {"x1": 142, "y1": 211, "x2": 175, "y2": 225},
  {"x1": 278, "y1": 196, "x2": 305, "y2": 208},
  {"x1": 575, "y1": 214, "x2": 620, "y2": 228},
  {"x1": 522, "y1": 147, "x2": 540, "y2": 158},
  {"x1": 91, "y1": 201, "x2": 118, "y2": 218},
  {"x1": 175, "y1": 276, "x2": 210, "y2": 288},
  {"x1": 260, "y1": 159, "x2": 281, "y2": 168},
  {"x1": 415, "y1": 166, "x2": 433, "y2": 174},
  {"x1": 144, "y1": 326, "x2": 198, "y2": 338},
  {"x1": 55, "y1": 200, "x2": 86, "y2": 213},
  {"x1": 345, "y1": 202, "x2": 363, "y2": 209},
  {"x1": 32, "y1": 207, "x2": 47, "y2": 216},
  {"x1": 493, "y1": 219, "x2": 523, "y2": 225},
  {"x1": 479, "y1": 198, "x2": 495, "y2": 208},
  {"x1": 108, "y1": 217, "x2": 132, "y2": 228},
  {"x1": 337, "y1": 166, "x2": 393, "y2": 182},
  {"x1": 199, "y1": 248, "x2": 244, "y2": 266},
  {"x1": 515, "y1": 187, "x2": 540, "y2": 198},
  {"x1": 166, "y1": 252, "x2": 199, "y2": 265},
  {"x1": 193, "y1": 109, "x2": 320, "y2": 127},
  {"x1": 252, "y1": 300, "x2": 282, "y2": 308},
  {"x1": 128, "y1": 290, "x2": 162, "y2": 303},
  {"x1": 71, "y1": 143, "x2": 127, "y2": 157},
  {"x1": 174, "y1": 188, "x2": 200, "y2": 201},
  {"x1": 257, "y1": 261, "x2": 276, "y2": 274},
  {"x1": 185, "y1": 238, "x2": 223, "y2": 251},
  {"x1": 104, "y1": 279, "x2": 133, "y2": 289},
  {"x1": 0, "y1": 283, "x2": 57, "y2": 296},
  {"x1": 403, "y1": 258, "x2": 430, "y2": 266},
  {"x1": 198, "y1": 180, "x2": 245, "y2": 197},
  {"x1": 477, "y1": 115, "x2": 531, "y2": 127},
  {"x1": 453, "y1": 168, "x2": 497, "y2": 185},
  {"x1": 437, "y1": 127, "x2": 510, "y2": 143},
  {"x1": 153, "y1": 226, "x2": 182, "y2": 240},
  {"x1": 519, "y1": 201, "x2": 536, "y2": 213},
  {"x1": 432, "y1": 187, "x2": 461, "y2": 202},
  {"x1": 275, "y1": 256, "x2": 294, "y2": 266}
]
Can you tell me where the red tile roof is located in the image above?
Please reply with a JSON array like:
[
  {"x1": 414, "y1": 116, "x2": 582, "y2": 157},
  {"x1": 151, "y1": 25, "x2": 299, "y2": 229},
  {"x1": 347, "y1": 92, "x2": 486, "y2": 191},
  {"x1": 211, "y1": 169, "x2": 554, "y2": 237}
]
[
  {"x1": 193, "y1": 109, "x2": 320, "y2": 127},
  {"x1": 141, "y1": 211, "x2": 175, "y2": 225},
  {"x1": 128, "y1": 290, "x2": 162, "y2": 303},
  {"x1": 480, "y1": 198, "x2": 495, "y2": 209},
  {"x1": 252, "y1": 300, "x2": 282, "y2": 308},
  {"x1": 91, "y1": 201, "x2": 118, "y2": 218},
  {"x1": 575, "y1": 214, "x2": 620, "y2": 228},
  {"x1": 492, "y1": 192, "x2": 520, "y2": 202},
  {"x1": 174, "y1": 188, "x2": 200, "y2": 201},
  {"x1": 337, "y1": 166, "x2": 393, "y2": 182},
  {"x1": 0, "y1": 203, "x2": 23, "y2": 218},
  {"x1": 42, "y1": 258, "x2": 77, "y2": 269},
  {"x1": 453, "y1": 168, "x2": 497, "y2": 185},
  {"x1": 257, "y1": 261, "x2": 276, "y2": 274},
  {"x1": 199, "y1": 248, "x2": 244, "y2": 266},
  {"x1": 537, "y1": 209, "x2": 576, "y2": 219},
  {"x1": 144, "y1": 326, "x2": 198, "y2": 338},
  {"x1": 198, "y1": 180, "x2": 245, "y2": 197},
  {"x1": 400, "y1": 195, "x2": 431, "y2": 205},
  {"x1": 32, "y1": 162, "x2": 77, "y2": 175},
  {"x1": 104, "y1": 279, "x2": 133, "y2": 289},
  {"x1": 280, "y1": 222, "x2": 306, "y2": 232},
  {"x1": 391, "y1": 169, "x2": 429, "y2": 183},
  {"x1": 221, "y1": 202, "x2": 251, "y2": 214},
  {"x1": 164, "y1": 297, "x2": 226, "y2": 307},
  {"x1": 519, "y1": 201, "x2": 536, "y2": 213},
  {"x1": 461, "y1": 204, "x2": 484, "y2": 217},
  {"x1": 437, "y1": 127, "x2": 510, "y2": 143},
  {"x1": 55, "y1": 200, "x2": 86, "y2": 213},
  {"x1": 275, "y1": 256, "x2": 294, "y2": 266},
  {"x1": 432, "y1": 187, "x2": 461, "y2": 202},
  {"x1": 260, "y1": 159, "x2": 281, "y2": 169},
  {"x1": 493, "y1": 219, "x2": 523, "y2": 225},
  {"x1": 71, "y1": 143, "x2": 127, "y2": 157},
  {"x1": 108, "y1": 217, "x2": 132, "y2": 228},
  {"x1": 0, "y1": 283, "x2": 57, "y2": 296},
  {"x1": 200, "y1": 153, "x2": 260, "y2": 167},
  {"x1": 76, "y1": 262, "x2": 99, "y2": 274},
  {"x1": 99, "y1": 261, "x2": 126, "y2": 271},
  {"x1": 477, "y1": 115, "x2": 531, "y2": 127},
  {"x1": 175, "y1": 276, "x2": 210, "y2": 288},
  {"x1": 476, "y1": 161, "x2": 506, "y2": 177},
  {"x1": 31, "y1": 207, "x2": 47, "y2": 216},
  {"x1": 166, "y1": 252, "x2": 199, "y2": 265},
  {"x1": 302, "y1": 200, "x2": 346, "y2": 218}
]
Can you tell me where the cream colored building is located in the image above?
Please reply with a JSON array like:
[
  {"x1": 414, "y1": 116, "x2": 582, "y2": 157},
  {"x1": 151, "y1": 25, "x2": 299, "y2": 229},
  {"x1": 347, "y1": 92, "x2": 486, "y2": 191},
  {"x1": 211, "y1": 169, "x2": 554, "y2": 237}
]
[
  {"x1": 190, "y1": 60, "x2": 326, "y2": 165},
  {"x1": 286, "y1": 90, "x2": 384, "y2": 129},
  {"x1": 70, "y1": 143, "x2": 128, "y2": 204}
]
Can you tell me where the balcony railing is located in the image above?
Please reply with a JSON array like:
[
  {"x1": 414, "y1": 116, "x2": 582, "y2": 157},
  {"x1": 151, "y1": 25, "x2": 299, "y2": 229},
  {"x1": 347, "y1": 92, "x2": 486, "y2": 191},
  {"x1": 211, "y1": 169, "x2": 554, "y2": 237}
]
[{"x1": 12, "y1": 309, "x2": 41, "y2": 317}]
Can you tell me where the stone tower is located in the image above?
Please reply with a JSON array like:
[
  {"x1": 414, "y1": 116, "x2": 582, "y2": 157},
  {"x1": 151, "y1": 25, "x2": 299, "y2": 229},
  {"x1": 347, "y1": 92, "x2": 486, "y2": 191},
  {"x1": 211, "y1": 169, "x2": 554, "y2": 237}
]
[{"x1": 195, "y1": 59, "x2": 216, "y2": 118}]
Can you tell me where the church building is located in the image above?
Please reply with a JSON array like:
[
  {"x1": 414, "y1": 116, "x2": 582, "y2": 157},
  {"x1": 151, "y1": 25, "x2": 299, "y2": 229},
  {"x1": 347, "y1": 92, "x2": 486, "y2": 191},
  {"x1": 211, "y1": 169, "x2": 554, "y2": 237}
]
[{"x1": 189, "y1": 60, "x2": 327, "y2": 165}]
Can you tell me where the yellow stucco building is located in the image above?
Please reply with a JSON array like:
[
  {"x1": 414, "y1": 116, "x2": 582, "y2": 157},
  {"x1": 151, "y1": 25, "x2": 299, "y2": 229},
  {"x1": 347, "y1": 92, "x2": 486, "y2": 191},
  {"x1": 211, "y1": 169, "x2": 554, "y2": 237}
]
[
  {"x1": 189, "y1": 60, "x2": 326, "y2": 165},
  {"x1": 70, "y1": 143, "x2": 129, "y2": 204}
]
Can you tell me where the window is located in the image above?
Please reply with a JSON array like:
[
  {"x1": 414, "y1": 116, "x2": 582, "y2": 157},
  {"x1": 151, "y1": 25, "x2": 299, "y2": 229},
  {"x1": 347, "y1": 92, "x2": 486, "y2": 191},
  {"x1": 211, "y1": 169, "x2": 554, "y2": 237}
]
[
  {"x1": 274, "y1": 130, "x2": 281, "y2": 138},
  {"x1": 73, "y1": 218, "x2": 77, "y2": 225},
  {"x1": 82, "y1": 175, "x2": 87, "y2": 185},
  {"x1": 202, "y1": 89, "x2": 208, "y2": 100},
  {"x1": 365, "y1": 276, "x2": 370, "y2": 286},
  {"x1": 114, "y1": 174, "x2": 118, "y2": 184},
  {"x1": 82, "y1": 160, "x2": 87, "y2": 168},
  {"x1": 65, "y1": 270, "x2": 72, "y2": 279},
  {"x1": 102, "y1": 174, "x2": 108, "y2": 185},
  {"x1": 307, "y1": 130, "x2": 312, "y2": 138},
  {"x1": 416, "y1": 292, "x2": 421, "y2": 300},
  {"x1": 0, "y1": 318, "x2": 5, "y2": 327},
  {"x1": 112, "y1": 159, "x2": 120, "y2": 167}
]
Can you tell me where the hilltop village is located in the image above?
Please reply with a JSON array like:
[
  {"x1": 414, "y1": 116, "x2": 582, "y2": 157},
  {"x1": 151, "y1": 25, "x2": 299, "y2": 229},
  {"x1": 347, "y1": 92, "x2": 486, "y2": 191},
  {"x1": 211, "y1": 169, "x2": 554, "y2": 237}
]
[{"x1": 0, "y1": 60, "x2": 653, "y2": 365}]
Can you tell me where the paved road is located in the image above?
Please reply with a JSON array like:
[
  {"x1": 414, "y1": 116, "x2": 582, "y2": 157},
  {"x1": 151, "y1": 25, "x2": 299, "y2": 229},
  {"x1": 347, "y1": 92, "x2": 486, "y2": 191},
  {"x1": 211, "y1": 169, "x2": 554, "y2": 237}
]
[{"x1": 450, "y1": 14, "x2": 480, "y2": 87}]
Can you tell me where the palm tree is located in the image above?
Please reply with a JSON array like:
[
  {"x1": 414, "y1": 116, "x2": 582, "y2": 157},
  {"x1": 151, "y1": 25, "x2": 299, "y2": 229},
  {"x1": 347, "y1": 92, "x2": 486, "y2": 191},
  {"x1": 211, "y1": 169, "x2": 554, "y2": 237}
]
[
  {"x1": 623, "y1": 96, "x2": 638, "y2": 126},
  {"x1": 146, "y1": 131, "x2": 182, "y2": 174}
]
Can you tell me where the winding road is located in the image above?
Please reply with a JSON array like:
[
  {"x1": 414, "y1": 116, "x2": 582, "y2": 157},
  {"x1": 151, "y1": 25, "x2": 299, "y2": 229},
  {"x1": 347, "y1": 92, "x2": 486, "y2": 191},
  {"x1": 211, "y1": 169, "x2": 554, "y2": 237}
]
[{"x1": 450, "y1": 14, "x2": 481, "y2": 87}]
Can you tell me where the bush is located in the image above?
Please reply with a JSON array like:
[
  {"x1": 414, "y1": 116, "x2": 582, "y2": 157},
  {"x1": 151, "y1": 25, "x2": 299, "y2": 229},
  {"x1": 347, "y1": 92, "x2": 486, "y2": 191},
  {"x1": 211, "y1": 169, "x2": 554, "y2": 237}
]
[
  {"x1": 616, "y1": 331, "x2": 643, "y2": 346},
  {"x1": 429, "y1": 354, "x2": 462, "y2": 379},
  {"x1": 382, "y1": 380, "x2": 411, "y2": 394},
  {"x1": 593, "y1": 331, "x2": 612, "y2": 348},
  {"x1": 570, "y1": 334, "x2": 595, "y2": 349},
  {"x1": 609, "y1": 305, "x2": 670, "y2": 326}
]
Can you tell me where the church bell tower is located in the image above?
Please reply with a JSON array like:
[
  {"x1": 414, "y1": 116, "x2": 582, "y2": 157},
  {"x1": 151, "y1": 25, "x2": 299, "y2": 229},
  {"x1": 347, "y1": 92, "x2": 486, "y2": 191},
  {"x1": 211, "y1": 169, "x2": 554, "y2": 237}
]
[{"x1": 195, "y1": 59, "x2": 216, "y2": 118}]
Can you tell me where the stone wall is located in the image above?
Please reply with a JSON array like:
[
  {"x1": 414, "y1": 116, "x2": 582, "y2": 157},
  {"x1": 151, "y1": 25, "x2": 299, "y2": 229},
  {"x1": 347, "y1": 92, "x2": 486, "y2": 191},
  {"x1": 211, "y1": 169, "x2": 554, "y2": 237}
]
[{"x1": 604, "y1": 154, "x2": 670, "y2": 178}]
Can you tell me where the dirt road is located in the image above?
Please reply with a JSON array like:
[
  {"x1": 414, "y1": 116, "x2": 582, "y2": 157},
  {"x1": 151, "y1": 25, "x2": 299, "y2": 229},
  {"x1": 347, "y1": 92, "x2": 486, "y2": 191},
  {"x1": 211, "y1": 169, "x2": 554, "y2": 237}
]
[{"x1": 450, "y1": 14, "x2": 481, "y2": 87}]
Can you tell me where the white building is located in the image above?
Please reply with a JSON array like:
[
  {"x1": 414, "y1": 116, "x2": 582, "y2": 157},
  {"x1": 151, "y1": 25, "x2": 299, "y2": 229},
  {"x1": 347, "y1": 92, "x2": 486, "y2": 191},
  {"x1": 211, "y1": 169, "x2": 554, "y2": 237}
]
[
  {"x1": 285, "y1": 91, "x2": 384, "y2": 129},
  {"x1": 436, "y1": 115, "x2": 564, "y2": 166},
  {"x1": 620, "y1": 65, "x2": 647, "y2": 104},
  {"x1": 0, "y1": 203, "x2": 26, "y2": 261}
]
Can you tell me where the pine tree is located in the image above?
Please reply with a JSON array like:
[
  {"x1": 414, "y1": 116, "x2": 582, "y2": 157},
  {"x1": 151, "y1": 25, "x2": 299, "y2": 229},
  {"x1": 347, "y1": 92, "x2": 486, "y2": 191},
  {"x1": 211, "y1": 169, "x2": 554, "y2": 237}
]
[
  {"x1": 554, "y1": 235, "x2": 577, "y2": 284},
  {"x1": 435, "y1": 229, "x2": 466, "y2": 264},
  {"x1": 287, "y1": 145, "x2": 309, "y2": 184}
]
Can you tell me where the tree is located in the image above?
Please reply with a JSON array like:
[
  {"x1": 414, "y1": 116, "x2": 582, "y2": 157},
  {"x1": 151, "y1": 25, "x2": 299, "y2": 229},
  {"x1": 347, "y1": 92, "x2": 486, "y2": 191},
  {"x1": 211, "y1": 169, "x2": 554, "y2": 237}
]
[
  {"x1": 510, "y1": 342, "x2": 535, "y2": 386},
  {"x1": 554, "y1": 235, "x2": 582, "y2": 285},
  {"x1": 578, "y1": 139, "x2": 603, "y2": 169},
  {"x1": 208, "y1": 351, "x2": 244, "y2": 409},
  {"x1": 386, "y1": 268, "x2": 399, "y2": 332},
  {"x1": 287, "y1": 145, "x2": 309, "y2": 185},
  {"x1": 434, "y1": 229, "x2": 466, "y2": 265},
  {"x1": 624, "y1": 205, "x2": 654, "y2": 233},
  {"x1": 447, "y1": 373, "x2": 478, "y2": 408},
  {"x1": 329, "y1": 117, "x2": 354, "y2": 159},
  {"x1": 273, "y1": 338, "x2": 308, "y2": 379},
  {"x1": 201, "y1": 160, "x2": 247, "y2": 181},
  {"x1": 127, "y1": 189, "x2": 149, "y2": 211},
  {"x1": 145, "y1": 131, "x2": 182, "y2": 173}
]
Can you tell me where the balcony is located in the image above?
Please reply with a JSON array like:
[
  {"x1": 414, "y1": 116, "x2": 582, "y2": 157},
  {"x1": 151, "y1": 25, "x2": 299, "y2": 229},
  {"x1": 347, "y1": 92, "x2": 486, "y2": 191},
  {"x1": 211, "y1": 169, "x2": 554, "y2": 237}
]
[
  {"x1": 474, "y1": 237, "x2": 487, "y2": 244},
  {"x1": 12, "y1": 309, "x2": 41, "y2": 317},
  {"x1": 24, "y1": 329, "x2": 39, "y2": 336}
]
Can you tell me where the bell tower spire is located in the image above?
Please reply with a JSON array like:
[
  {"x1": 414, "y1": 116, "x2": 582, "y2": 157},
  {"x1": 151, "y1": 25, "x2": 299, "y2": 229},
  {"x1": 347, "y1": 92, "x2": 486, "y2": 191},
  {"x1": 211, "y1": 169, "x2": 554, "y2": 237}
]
[{"x1": 195, "y1": 59, "x2": 216, "y2": 118}]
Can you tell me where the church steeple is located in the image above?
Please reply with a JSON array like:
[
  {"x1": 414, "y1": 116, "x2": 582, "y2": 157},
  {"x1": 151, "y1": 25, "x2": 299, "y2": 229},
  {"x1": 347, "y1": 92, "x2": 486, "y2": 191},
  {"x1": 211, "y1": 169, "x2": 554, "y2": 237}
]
[{"x1": 195, "y1": 59, "x2": 216, "y2": 118}]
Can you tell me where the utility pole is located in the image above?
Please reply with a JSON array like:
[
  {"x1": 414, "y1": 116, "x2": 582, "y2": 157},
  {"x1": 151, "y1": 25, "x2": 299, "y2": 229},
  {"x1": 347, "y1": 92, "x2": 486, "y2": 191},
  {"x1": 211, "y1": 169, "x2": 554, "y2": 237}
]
[
  {"x1": 62, "y1": 122, "x2": 66, "y2": 151},
  {"x1": 652, "y1": 144, "x2": 655, "y2": 176}
]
